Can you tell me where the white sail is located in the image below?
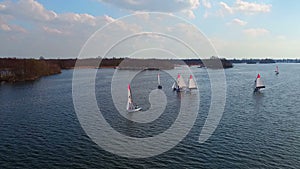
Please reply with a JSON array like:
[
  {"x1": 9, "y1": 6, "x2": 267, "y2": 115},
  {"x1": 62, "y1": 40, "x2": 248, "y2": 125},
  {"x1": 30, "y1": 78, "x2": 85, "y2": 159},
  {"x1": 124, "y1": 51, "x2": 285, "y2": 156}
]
[
  {"x1": 275, "y1": 66, "x2": 279, "y2": 74},
  {"x1": 157, "y1": 73, "x2": 162, "y2": 89},
  {"x1": 157, "y1": 73, "x2": 161, "y2": 85},
  {"x1": 254, "y1": 74, "x2": 265, "y2": 92},
  {"x1": 127, "y1": 84, "x2": 141, "y2": 112},
  {"x1": 127, "y1": 84, "x2": 133, "y2": 111},
  {"x1": 172, "y1": 82, "x2": 177, "y2": 90},
  {"x1": 177, "y1": 74, "x2": 186, "y2": 89},
  {"x1": 188, "y1": 75, "x2": 197, "y2": 89},
  {"x1": 256, "y1": 74, "x2": 265, "y2": 88}
]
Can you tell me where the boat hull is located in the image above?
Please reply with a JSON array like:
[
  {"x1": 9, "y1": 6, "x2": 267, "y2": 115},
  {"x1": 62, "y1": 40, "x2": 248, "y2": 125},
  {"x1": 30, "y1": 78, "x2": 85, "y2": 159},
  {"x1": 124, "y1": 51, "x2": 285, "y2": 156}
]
[
  {"x1": 254, "y1": 86, "x2": 265, "y2": 92},
  {"x1": 127, "y1": 107, "x2": 142, "y2": 113}
]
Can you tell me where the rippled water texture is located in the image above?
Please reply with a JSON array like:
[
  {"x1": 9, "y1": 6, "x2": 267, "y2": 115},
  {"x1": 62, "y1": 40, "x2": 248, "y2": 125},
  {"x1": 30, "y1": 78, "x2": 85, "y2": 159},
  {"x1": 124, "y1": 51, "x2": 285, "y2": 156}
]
[{"x1": 0, "y1": 64, "x2": 299, "y2": 168}]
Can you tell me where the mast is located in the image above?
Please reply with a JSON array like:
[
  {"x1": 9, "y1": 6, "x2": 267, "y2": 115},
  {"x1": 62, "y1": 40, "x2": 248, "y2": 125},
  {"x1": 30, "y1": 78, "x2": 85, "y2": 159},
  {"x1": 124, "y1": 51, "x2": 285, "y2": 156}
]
[
  {"x1": 275, "y1": 66, "x2": 279, "y2": 74},
  {"x1": 172, "y1": 81, "x2": 177, "y2": 91},
  {"x1": 158, "y1": 73, "x2": 162, "y2": 89},
  {"x1": 158, "y1": 73, "x2": 160, "y2": 85}
]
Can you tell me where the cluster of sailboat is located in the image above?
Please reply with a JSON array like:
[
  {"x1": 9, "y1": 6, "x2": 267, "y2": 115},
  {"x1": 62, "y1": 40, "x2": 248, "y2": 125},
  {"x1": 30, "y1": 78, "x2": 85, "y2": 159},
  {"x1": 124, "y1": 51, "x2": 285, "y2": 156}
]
[
  {"x1": 127, "y1": 66, "x2": 279, "y2": 112},
  {"x1": 254, "y1": 65, "x2": 279, "y2": 93},
  {"x1": 126, "y1": 73, "x2": 198, "y2": 112},
  {"x1": 172, "y1": 74, "x2": 197, "y2": 92}
]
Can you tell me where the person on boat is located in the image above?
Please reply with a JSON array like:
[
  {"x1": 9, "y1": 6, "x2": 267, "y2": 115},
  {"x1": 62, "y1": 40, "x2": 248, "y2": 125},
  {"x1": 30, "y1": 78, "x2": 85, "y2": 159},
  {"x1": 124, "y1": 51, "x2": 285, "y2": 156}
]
[
  {"x1": 253, "y1": 79, "x2": 257, "y2": 92},
  {"x1": 176, "y1": 85, "x2": 180, "y2": 92}
]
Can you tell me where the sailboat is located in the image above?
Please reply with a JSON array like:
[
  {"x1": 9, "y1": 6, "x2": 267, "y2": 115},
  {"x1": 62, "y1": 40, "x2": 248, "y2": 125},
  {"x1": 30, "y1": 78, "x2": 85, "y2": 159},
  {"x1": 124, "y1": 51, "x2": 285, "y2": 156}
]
[
  {"x1": 173, "y1": 74, "x2": 186, "y2": 92},
  {"x1": 126, "y1": 84, "x2": 142, "y2": 112},
  {"x1": 188, "y1": 75, "x2": 197, "y2": 90},
  {"x1": 157, "y1": 73, "x2": 162, "y2": 89},
  {"x1": 254, "y1": 74, "x2": 265, "y2": 92},
  {"x1": 275, "y1": 66, "x2": 279, "y2": 75},
  {"x1": 172, "y1": 81, "x2": 178, "y2": 91}
]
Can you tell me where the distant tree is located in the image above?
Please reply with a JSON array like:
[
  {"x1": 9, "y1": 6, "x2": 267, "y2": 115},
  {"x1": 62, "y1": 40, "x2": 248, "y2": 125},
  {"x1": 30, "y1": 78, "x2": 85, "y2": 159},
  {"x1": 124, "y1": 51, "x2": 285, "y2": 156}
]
[{"x1": 39, "y1": 56, "x2": 45, "y2": 60}]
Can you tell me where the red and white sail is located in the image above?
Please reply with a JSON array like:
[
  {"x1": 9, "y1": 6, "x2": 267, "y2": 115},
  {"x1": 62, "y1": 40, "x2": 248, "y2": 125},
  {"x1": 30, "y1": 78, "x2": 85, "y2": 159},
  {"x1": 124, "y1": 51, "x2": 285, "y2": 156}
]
[
  {"x1": 126, "y1": 84, "x2": 134, "y2": 111},
  {"x1": 126, "y1": 84, "x2": 141, "y2": 112},
  {"x1": 255, "y1": 74, "x2": 265, "y2": 89},
  {"x1": 176, "y1": 74, "x2": 186, "y2": 89},
  {"x1": 188, "y1": 75, "x2": 197, "y2": 89}
]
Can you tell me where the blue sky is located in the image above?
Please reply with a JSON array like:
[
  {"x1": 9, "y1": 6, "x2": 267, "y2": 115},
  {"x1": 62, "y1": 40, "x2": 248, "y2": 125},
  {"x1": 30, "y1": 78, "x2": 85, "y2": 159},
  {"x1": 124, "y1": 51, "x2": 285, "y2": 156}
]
[{"x1": 0, "y1": 0, "x2": 299, "y2": 59}]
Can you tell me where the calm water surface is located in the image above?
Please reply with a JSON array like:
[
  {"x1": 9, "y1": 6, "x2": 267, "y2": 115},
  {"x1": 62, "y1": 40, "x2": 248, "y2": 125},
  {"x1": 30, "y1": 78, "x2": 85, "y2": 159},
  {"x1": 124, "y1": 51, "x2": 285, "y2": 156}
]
[{"x1": 0, "y1": 64, "x2": 299, "y2": 168}]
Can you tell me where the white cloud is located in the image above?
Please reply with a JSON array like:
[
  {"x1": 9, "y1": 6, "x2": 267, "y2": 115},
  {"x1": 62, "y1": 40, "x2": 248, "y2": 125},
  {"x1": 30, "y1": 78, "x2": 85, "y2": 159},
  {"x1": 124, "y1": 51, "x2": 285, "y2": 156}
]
[
  {"x1": 0, "y1": 0, "x2": 121, "y2": 57},
  {"x1": 100, "y1": 0, "x2": 200, "y2": 19},
  {"x1": 1, "y1": 0, "x2": 291, "y2": 59},
  {"x1": 202, "y1": 0, "x2": 212, "y2": 9},
  {"x1": 11, "y1": 25, "x2": 27, "y2": 33},
  {"x1": 2, "y1": 0, "x2": 206, "y2": 58},
  {"x1": 0, "y1": 4, "x2": 6, "y2": 10},
  {"x1": 190, "y1": 0, "x2": 200, "y2": 9},
  {"x1": 0, "y1": 23, "x2": 10, "y2": 31},
  {"x1": 220, "y1": 2, "x2": 234, "y2": 14},
  {"x1": 0, "y1": 16, "x2": 27, "y2": 32},
  {"x1": 235, "y1": 0, "x2": 271, "y2": 14},
  {"x1": 103, "y1": 15, "x2": 116, "y2": 23},
  {"x1": 203, "y1": 11, "x2": 209, "y2": 18},
  {"x1": 1, "y1": 0, "x2": 57, "y2": 21},
  {"x1": 43, "y1": 26, "x2": 64, "y2": 34},
  {"x1": 0, "y1": 0, "x2": 100, "y2": 26},
  {"x1": 227, "y1": 18, "x2": 247, "y2": 26},
  {"x1": 243, "y1": 28, "x2": 269, "y2": 37},
  {"x1": 58, "y1": 13, "x2": 97, "y2": 26},
  {"x1": 182, "y1": 9, "x2": 196, "y2": 19},
  {"x1": 220, "y1": 0, "x2": 271, "y2": 15},
  {"x1": 100, "y1": 0, "x2": 199, "y2": 12}
]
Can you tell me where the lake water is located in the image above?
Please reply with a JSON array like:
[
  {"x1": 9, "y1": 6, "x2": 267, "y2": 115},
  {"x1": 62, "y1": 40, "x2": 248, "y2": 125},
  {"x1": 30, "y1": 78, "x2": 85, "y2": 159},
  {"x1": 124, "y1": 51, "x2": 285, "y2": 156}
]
[{"x1": 0, "y1": 64, "x2": 299, "y2": 168}]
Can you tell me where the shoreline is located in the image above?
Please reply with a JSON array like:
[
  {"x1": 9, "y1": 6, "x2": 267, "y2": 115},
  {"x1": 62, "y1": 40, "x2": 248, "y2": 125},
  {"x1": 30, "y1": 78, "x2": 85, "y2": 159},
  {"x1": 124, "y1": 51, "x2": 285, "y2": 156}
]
[{"x1": 0, "y1": 57, "x2": 234, "y2": 82}]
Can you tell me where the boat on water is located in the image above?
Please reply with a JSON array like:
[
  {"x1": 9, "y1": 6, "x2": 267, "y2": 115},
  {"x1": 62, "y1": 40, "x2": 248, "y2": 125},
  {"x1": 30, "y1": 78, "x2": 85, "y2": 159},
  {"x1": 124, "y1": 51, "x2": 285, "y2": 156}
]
[
  {"x1": 172, "y1": 81, "x2": 178, "y2": 91},
  {"x1": 172, "y1": 74, "x2": 186, "y2": 92},
  {"x1": 157, "y1": 73, "x2": 162, "y2": 89},
  {"x1": 275, "y1": 66, "x2": 279, "y2": 75},
  {"x1": 126, "y1": 84, "x2": 142, "y2": 112},
  {"x1": 187, "y1": 75, "x2": 197, "y2": 90},
  {"x1": 254, "y1": 74, "x2": 265, "y2": 92}
]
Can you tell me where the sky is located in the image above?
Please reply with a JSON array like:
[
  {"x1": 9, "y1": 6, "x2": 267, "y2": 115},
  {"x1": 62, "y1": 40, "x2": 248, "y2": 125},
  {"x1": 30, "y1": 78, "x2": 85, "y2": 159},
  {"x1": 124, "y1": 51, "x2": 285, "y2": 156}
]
[{"x1": 0, "y1": 0, "x2": 299, "y2": 59}]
